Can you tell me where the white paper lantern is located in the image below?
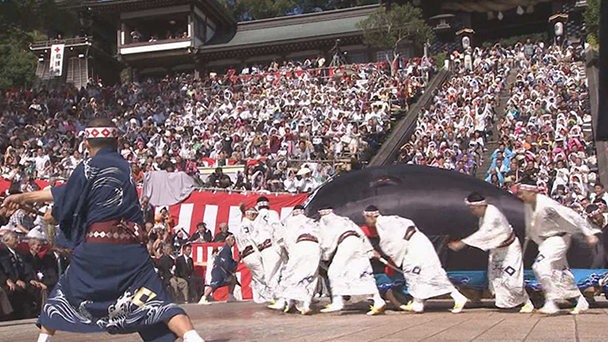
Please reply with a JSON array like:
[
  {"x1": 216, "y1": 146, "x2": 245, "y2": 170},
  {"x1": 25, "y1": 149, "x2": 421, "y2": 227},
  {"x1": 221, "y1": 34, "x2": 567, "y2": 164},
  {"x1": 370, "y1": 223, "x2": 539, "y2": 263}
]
[{"x1": 554, "y1": 22, "x2": 564, "y2": 36}]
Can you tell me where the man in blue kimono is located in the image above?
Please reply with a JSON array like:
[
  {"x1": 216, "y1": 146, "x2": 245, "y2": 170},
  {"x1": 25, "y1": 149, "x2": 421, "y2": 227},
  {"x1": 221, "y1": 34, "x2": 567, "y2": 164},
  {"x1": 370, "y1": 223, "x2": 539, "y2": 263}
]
[
  {"x1": 3, "y1": 118, "x2": 204, "y2": 342},
  {"x1": 199, "y1": 234, "x2": 238, "y2": 304}
]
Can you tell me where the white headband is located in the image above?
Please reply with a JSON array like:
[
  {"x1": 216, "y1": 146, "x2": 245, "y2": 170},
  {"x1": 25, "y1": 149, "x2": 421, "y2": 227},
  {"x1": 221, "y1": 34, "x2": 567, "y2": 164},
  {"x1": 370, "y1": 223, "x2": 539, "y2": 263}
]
[
  {"x1": 464, "y1": 199, "x2": 488, "y2": 206},
  {"x1": 363, "y1": 210, "x2": 380, "y2": 217},
  {"x1": 257, "y1": 201, "x2": 269, "y2": 208},
  {"x1": 291, "y1": 209, "x2": 304, "y2": 215},
  {"x1": 518, "y1": 184, "x2": 539, "y2": 192},
  {"x1": 587, "y1": 209, "x2": 602, "y2": 218},
  {"x1": 85, "y1": 127, "x2": 118, "y2": 139},
  {"x1": 318, "y1": 209, "x2": 333, "y2": 216}
]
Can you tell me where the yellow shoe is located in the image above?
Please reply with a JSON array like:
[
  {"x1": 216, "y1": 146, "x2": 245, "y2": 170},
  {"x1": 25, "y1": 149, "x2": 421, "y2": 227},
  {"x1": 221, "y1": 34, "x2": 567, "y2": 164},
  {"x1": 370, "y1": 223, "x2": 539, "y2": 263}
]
[
  {"x1": 320, "y1": 303, "x2": 343, "y2": 313},
  {"x1": 366, "y1": 304, "x2": 386, "y2": 316},
  {"x1": 451, "y1": 299, "x2": 467, "y2": 314},
  {"x1": 399, "y1": 302, "x2": 415, "y2": 312},
  {"x1": 199, "y1": 297, "x2": 211, "y2": 305},
  {"x1": 519, "y1": 301, "x2": 534, "y2": 313}
]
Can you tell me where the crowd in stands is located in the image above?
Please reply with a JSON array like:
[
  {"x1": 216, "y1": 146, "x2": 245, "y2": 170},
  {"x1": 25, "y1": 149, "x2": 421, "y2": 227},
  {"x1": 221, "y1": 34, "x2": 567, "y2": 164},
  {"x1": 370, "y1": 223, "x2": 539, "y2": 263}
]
[
  {"x1": 398, "y1": 39, "x2": 598, "y2": 214},
  {"x1": 0, "y1": 55, "x2": 434, "y2": 195},
  {"x1": 486, "y1": 41, "x2": 597, "y2": 213},
  {"x1": 0, "y1": 56, "x2": 434, "y2": 318},
  {"x1": 397, "y1": 44, "x2": 512, "y2": 175}
]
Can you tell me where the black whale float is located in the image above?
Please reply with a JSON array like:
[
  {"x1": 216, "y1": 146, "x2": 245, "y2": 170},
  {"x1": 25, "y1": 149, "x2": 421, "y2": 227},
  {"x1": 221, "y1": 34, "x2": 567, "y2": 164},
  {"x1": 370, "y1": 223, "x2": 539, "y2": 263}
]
[{"x1": 304, "y1": 165, "x2": 598, "y2": 270}]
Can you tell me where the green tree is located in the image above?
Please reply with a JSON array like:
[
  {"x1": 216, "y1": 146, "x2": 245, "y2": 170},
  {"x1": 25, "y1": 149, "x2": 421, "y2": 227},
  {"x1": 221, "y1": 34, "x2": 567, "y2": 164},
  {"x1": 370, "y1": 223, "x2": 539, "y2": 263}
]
[
  {"x1": 584, "y1": 0, "x2": 600, "y2": 48},
  {"x1": 0, "y1": 0, "x2": 78, "y2": 90},
  {"x1": 217, "y1": 0, "x2": 297, "y2": 20},
  {"x1": 357, "y1": 4, "x2": 432, "y2": 74},
  {"x1": 243, "y1": 0, "x2": 296, "y2": 19}
]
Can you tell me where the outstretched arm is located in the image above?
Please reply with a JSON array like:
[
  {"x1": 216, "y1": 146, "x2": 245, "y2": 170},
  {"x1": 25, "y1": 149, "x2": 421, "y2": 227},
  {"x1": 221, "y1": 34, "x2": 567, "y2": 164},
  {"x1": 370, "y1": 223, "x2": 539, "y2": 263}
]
[{"x1": 3, "y1": 189, "x2": 54, "y2": 209}]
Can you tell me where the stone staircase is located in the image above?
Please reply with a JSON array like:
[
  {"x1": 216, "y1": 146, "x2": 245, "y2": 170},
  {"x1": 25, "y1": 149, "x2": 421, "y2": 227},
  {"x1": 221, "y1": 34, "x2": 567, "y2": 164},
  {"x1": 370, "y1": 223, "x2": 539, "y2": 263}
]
[
  {"x1": 476, "y1": 67, "x2": 519, "y2": 180},
  {"x1": 368, "y1": 68, "x2": 451, "y2": 167}
]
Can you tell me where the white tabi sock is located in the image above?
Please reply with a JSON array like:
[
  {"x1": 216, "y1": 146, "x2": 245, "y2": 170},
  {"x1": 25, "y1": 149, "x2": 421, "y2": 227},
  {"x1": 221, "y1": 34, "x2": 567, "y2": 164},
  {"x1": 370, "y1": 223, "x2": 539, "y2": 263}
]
[
  {"x1": 183, "y1": 330, "x2": 205, "y2": 342},
  {"x1": 450, "y1": 290, "x2": 467, "y2": 303},
  {"x1": 332, "y1": 295, "x2": 344, "y2": 307},
  {"x1": 303, "y1": 301, "x2": 311, "y2": 311},
  {"x1": 372, "y1": 292, "x2": 386, "y2": 308},
  {"x1": 37, "y1": 333, "x2": 52, "y2": 342}
]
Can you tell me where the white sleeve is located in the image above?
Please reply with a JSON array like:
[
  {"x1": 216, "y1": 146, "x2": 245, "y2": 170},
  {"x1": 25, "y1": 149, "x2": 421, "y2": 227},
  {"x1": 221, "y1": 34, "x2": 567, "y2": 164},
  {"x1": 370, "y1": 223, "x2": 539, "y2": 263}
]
[{"x1": 551, "y1": 205, "x2": 602, "y2": 237}]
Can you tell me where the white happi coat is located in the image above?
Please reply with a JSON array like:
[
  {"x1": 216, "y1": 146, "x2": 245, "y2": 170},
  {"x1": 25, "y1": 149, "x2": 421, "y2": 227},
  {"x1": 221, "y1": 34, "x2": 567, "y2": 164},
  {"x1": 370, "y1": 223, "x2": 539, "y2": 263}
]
[
  {"x1": 525, "y1": 194, "x2": 601, "y2": 300},
  {"x1": 235, "y1": 217, "x2": 270, "y2": 303},
  {"x1": 376, "y1": 215, "x2": 455, "y2": 300},
  {"x1": 276, "y1": 213, "x2": 321, "y2": 302},
  {"x1": 253, "y1": 208, "x2": 285, "y2": 294},
  {"x1": 462, "y1": 205, "x2": 527, "y2": 308},
  {"x1": 319, "y1": 213, "x2": 377, "y2": 296}
]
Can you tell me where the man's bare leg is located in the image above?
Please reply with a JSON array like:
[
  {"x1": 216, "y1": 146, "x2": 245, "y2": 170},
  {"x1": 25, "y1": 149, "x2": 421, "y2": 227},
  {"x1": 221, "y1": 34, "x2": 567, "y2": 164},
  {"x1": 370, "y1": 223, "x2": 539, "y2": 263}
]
[
  {"x1": 166, "y1": 314, "x2": 204, "y2": 342},
  {"x1": 37, "y1": 326, "x2": 55, "y2": 342}
]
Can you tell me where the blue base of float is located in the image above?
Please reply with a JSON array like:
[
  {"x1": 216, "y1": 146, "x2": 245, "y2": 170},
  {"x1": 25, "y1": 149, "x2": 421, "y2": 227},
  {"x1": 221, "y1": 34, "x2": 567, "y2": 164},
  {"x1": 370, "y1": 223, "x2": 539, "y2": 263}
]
[{"x1": 375, "y1": 269, "x2": 608, "y2": 299}]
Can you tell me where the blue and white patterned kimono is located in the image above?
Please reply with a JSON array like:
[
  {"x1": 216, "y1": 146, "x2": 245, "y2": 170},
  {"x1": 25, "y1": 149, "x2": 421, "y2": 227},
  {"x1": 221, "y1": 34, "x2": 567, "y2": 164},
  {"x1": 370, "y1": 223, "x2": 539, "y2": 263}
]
[{"x1": 38, "y1": 148, "x2": 185, "y2": 342}]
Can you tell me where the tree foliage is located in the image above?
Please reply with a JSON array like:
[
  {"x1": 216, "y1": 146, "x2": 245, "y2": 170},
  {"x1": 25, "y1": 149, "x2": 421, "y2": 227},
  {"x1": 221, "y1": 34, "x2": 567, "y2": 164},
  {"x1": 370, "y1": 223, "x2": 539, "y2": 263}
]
[
  {"x1": 584, "y1": 0, "x2": 600, "y2": 48},
  {"x1": 356, "y1": 4, "x2": 433, "y2": 55},
  {"x1": 217, "y1": 0, "x2": 378, "y2": 21},
  {"x1": 0, "y1": 0, "x2": 79, "y2": 91}
]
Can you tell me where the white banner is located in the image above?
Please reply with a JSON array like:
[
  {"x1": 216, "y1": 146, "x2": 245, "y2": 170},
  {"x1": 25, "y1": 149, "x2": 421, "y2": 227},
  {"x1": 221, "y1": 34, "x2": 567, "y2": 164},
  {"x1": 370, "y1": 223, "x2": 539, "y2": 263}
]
[{"x1": 49, "y1": 44, "x2": 65, "y2": 77}]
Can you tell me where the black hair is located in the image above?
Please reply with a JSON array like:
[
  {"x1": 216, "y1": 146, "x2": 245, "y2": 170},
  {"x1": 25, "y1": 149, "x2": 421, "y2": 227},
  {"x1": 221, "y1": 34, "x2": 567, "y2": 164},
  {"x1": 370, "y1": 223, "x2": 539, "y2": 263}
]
[
  {"x1": 294, "y1": 204, "x2": 305, "y2": 210},
  {"x1": 466, "y1": 192, "x2": 485, "y2": 203},
  {"x1": 365, "y1": 205, "x2": 379, "y2": 212},
  {"x1": 586, "y1": 204, "x2": 600, "y2": 214}
]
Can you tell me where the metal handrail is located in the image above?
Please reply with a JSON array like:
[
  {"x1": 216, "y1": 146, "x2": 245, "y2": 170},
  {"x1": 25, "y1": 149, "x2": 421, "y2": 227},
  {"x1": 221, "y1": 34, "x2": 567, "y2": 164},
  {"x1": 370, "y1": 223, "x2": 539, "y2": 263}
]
[{"x1": 30, "y1": 37, "x2": 93, "y2": 50}]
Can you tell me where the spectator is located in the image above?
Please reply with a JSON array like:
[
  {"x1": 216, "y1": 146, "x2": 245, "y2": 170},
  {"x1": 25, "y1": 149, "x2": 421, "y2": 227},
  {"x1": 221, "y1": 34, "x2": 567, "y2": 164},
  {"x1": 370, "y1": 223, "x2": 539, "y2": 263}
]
[
  {"x1": 591, "y1": 183, "x2": 608, "y2": 204},
  {"x1": 190, "y1": 222, "x2": 213, "y2": 243},
  {"x1": 140, "y1": 196, "x2": 155, "y2": 225},
  {"x1": 34, "y1": 148, "x2": 51, "y2": 179},
  {"x1": 175, "y1": 243, "x2": 204, "y2": 303},
  {"x1": 213, "y1": 223, "x2": 230, "y2": 243},
  {"x1": 206, "y1": 168, "x2": 232, "y2": 189},
  {"x1": 0, "y1": 232, "x2": 47, "y2": 319},
  {"x1": 155, "y1": 243, "x2": 188, "y2": 304},
  {"x1": 21, "y1": 232, "x2": 59, "y2": 291},
  {"x1": 172, "y1": 227, "x2": 189, "y2": 253},
  {"x1": 7, "y1": 208, "x2": 34, "y2": 235}
]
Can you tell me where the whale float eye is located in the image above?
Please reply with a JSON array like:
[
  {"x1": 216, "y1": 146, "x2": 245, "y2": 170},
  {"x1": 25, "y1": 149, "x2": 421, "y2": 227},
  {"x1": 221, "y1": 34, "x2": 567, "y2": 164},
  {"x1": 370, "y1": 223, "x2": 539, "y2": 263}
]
[{"x1": 370, "y1": 176, "x2": 402, "y2": 188}]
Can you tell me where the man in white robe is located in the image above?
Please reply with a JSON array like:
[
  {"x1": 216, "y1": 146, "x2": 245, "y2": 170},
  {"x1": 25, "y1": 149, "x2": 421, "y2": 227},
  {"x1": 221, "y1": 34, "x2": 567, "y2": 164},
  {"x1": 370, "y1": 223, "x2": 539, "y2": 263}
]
[
  {"x1": 448, "y1": 192, "x2": 534, "y2": 312},
  {"x1": 318, "y1": 207, "x2": 386, "y2": 315},
  {"x1": 518, "y1": 182, "x2": 600, "y2": 315},
  {"x1": 252, "y1": 196, "x2": 286, "y2": 305},
  {"x1": 234, "y1": 207, "x2": 271, "y2": 303},
  {"x1": 363, "y1": 206, "x2": 468, "y2": 314},
  {"x1": 271, "y1": 205, "x2": 320, "y2": 315}
]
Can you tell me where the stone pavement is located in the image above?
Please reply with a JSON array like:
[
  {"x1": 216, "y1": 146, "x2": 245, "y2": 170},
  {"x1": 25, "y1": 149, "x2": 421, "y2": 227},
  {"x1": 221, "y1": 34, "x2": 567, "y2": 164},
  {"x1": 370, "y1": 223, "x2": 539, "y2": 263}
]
[{"x1": 2, "y1": 299, "x2": 608, "y2": 342}]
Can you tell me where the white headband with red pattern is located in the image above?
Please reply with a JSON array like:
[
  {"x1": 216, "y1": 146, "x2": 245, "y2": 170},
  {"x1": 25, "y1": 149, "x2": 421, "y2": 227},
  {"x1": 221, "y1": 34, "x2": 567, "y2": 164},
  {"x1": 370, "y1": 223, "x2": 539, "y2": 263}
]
[
  {"x1": 85, "y1": 127, "x2": 118, "y2": 139},
  {"x1": 318, "y1": 209, "x2": 333, "y2": 216},
  {"x1": 363, "y1": 210, "x2": 380, "y2": 217}
]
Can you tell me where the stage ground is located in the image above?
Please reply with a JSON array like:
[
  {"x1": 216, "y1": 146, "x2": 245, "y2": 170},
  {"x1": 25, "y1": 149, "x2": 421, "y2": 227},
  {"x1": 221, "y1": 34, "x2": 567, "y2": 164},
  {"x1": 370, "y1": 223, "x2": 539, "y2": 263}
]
[{"x1": 2, "y1": 299, "x2": 608, "y2": 342}]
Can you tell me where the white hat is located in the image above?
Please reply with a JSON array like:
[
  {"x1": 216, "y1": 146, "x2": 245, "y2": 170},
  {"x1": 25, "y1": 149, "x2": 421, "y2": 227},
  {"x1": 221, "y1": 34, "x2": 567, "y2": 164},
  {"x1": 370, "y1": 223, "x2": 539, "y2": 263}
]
[
  {"x1": 297, "y1": 168, "x2": 311, "y2": 176},
  {"x1": 26, "y1": 227, "x2": 48, "y2": 241}
]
